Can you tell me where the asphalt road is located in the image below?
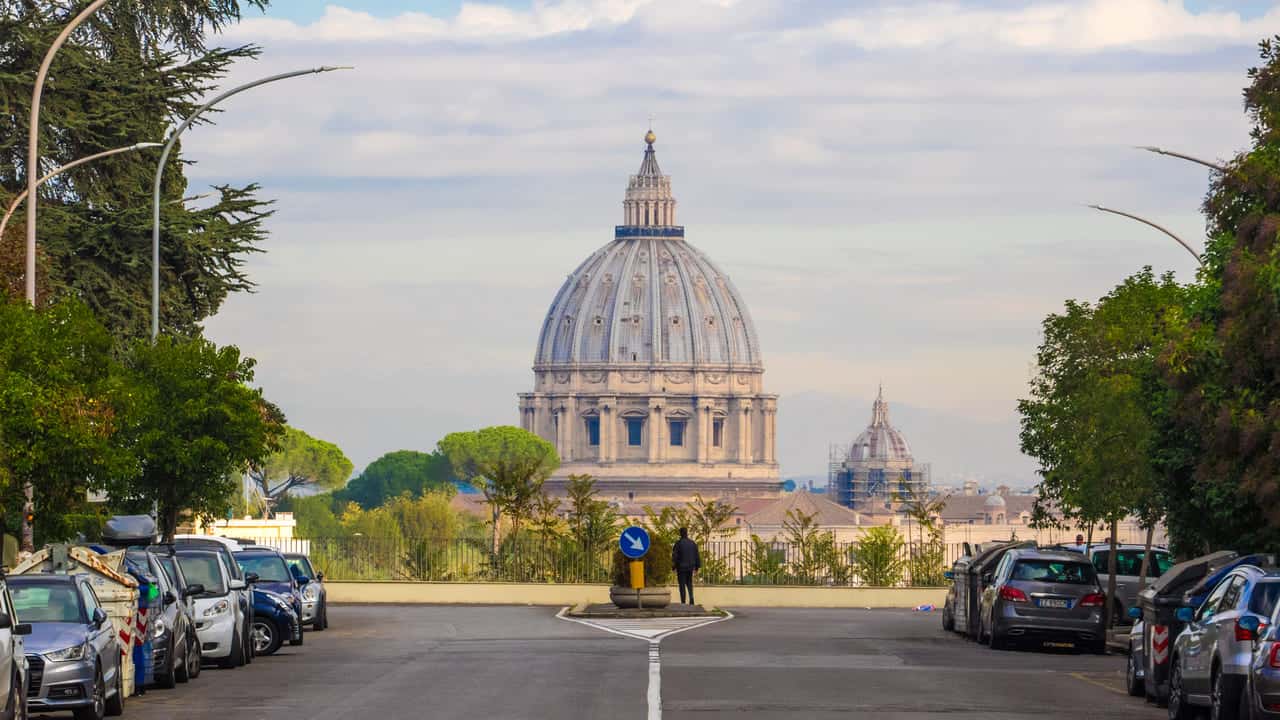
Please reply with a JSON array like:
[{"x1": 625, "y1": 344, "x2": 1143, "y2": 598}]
[{"x1": 69, "y1": 605, "x2": 1164, "y2": 720}]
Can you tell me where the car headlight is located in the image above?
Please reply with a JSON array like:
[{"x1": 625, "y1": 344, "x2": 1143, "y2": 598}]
[
  {"x1": 44, "y1": 643, "x2": 88, "y2": 662},
  {"x1": 302, "y1": 585, "x2": 319, "y2": 602},
  {"x1": 152, "y1": 619, "x2": 167, "y2": 638},
  {"x1": 203, "y1": 599, "x2": 230, "y2": 617}
]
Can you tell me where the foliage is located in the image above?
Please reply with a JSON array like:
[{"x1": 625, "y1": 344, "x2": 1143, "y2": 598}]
[
  {"x1": 335, "y1": 450, "x2": 455, "y2": 510},
  {"x1": 284, "y1": 494, "x2": 344, "y2": 538},
  {"x1": 742, "y1": 535, "x2": 785, "y2": 584},
  {"x1": 110, "y1": 335, "x2": 282, "y2": 540},
  {"x1": 907, "y1": 541, "x2": 948, "y2": 587},
  {"x1": 611, "y1": 532, "x2": 674, "y2": 587},
  {"x1": 0, "y1": 3, "x2": 273, "y2": 337},
  {"x1": 249, "y1": 425, "x2": 352, "y2": 513},
  {"x1": 851, "y1": 526, "x2": 906, "y2": 587},
  {"x1": 564, "y1": 474, "x2": 619, "y2": 556},
  {"x1": 782, "y1": 509, "x2": 835, "y2": 583},
  {"x1": 439, "y1": 426, "x2": 559, "y2": 556}
]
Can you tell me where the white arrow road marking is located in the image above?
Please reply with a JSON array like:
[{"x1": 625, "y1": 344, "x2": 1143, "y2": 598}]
[
  {"x1": 558, "y1": 608, "x2": 732, "y2": 720},
  {"x1": 625, "y1": 532, "x2": 646, "y2": 552}
]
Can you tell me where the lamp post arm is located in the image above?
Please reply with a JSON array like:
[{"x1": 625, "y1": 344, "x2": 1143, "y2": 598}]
[
  {"x1": 151, "y1": 65, "x2": 351, "y2": 341},
  {"x1": 1, "y1": 142, "x2": 161, "y2": 241},
  {"x1": 26, "y1": 0, "x2": 111, "y2": 305},
  {"x1": 1088, "y1": 204, "x2": 1205, "y2": 267},
  {"x1": 1136, "y1": 146, "x2": 1228, "y2": 174}
]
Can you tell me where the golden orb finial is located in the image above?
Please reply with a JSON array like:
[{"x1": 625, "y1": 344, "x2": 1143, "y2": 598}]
[{"x1": 644, "y1": 129, "x2": 656, "y2": 146}]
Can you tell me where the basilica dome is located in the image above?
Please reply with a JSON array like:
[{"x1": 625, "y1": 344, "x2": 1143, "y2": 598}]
[{"x1": 849, "y1": 388, "x2": 913, "y2": 463}]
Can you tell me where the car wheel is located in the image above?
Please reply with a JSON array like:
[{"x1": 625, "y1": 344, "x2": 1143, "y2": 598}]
[
  {"x1": 1169, "y1": 659, "x2": 1195, "y2": 720},
  {"x1": 187, "y1": 637, "x2": 202, "y2": 680},
  {"x1": 156, "y1": 639, "x2": 177, "y2": 689},
  {"x1": 175, "y1": 639, "x2": 190, "y2": 684},
  {"x1": 243, "y1": 620, "x2": 254, "y2": 664},
  {"x1": 942, "y1": 603, "x2": 955, "y2": 633},
  {"x1": 1127, "y1": 652, "x2": 1145, "y2": 697},
  {"x1": 314, "y1": 604, "x2": 327, "y2": 632},
  {"x1": 104, "y1": 664, "x2": 124, "y2": 717},
  {"x1": 252, "y1": 618, "x2": 284, "y2": 657},
  {"x1": 218, "y1": 628, "x2": 241, "y2": 669},
  {"x1": 1212, "y1": 666, "x2": 1241, "y2": 720},
  {"x1": 72, "y1": 668, "x2": 105, "y2": 720}
]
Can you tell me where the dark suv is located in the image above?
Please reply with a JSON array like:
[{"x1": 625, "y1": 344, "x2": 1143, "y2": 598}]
[{"x1": 978, "y1": 548, "x2": 1108, "y2": 652}]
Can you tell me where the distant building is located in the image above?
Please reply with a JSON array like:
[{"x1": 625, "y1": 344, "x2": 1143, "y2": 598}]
[
  {"x1": 938, "y1": 487, "x2": 1036, "y2": 526},
  {"x1": 829, "y1": 388, "x2": 931, "y2": 513}
]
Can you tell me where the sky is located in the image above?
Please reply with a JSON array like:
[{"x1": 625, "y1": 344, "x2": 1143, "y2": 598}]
[{"x1": 192, "y1": 0, "x2": 1279, "y2": 487}]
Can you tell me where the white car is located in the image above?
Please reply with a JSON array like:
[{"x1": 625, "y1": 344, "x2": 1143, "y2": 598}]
[
  {"x1": 175, "y1": 550, "x2": 248, "y2": 668},
  {"x1": 0, "y1": 573, "x2": 32, "y2": 720},
  {"x1": 173, "y1": 535, "x2": 255, "y2": 663}
]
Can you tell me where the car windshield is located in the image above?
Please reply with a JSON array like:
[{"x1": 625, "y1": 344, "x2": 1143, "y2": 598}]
[
  {"x1": 1092, "y1": 550, "x2": 1174, "y2": 577},
  {"x1": 238, "y1": 555, "x2": 293, "y2": 583},
  {"x1": 1011, "y1": 559, "x2": 1097, "y2": 584},
  {"x1": 177, "y1": 554, "x2": 227, "y2": 595},
  {"x1": 1250, "y1": 581, "x2": 1280, "y2": 616},
  {"x1": 10, "y1": 583, "x2": 84, "y2": 623},
  {"x1": 286, "y1": 556, "x2": 315, "y2": 578}
]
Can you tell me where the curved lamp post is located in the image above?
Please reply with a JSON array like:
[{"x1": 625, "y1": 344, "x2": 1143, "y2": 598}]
[
  {"x1": 151, "y1": 65, "x2": 351, "y2": 341},
  {"x1": 1, "y1": 142, "x2": 161, "y2": 242},
  {"x1": 1088, "y1": 204, "x2": 1204, "y2": 267},
  {"x1": 1136, "y1": 146, "x2": 1227, "y2": 174},
  {"x1": 27, "y1": 0, "x2": 111, "y2": 305}
]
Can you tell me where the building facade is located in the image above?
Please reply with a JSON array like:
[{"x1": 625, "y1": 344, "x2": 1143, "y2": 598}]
[
  {"x1": 518, "y1": 132, "x2": 781, "y2": 502},
  {"x1": 830, "y1": 388, "x2": 930, "y2": 513}
]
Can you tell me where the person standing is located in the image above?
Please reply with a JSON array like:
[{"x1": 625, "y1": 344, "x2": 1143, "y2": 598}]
[{"x1": 672, "y1": 527, "x2": 701, "y2": 605}]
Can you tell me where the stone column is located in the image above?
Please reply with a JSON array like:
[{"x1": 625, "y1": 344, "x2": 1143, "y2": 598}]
[
  {"x1": 697, "y1": 402, "x2": 710, "y2": 465},
  {"x1": 562, "y1": 397, "x2": 576, "y2": 462},
  {"x1": 554, "y1": 403, "x2": 567, "y2": 459},
  {"x1": 648, "y1": 400, "x2": 664, "y2": 464},
  {"x1": 738, "y1": 400, "x2": 753, "y2": 465},
  {"x1": 762, "y1": 403, "x2": 777, "y2": 465},
  {"x1": 600, "y1": 398, "x2": 616, "y2": 464}
]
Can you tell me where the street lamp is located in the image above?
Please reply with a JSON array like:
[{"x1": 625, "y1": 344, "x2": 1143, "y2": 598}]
[
  {"x1": 1136, "y1": 146, "x2": 1227, "y2": 174},
  {"x1": 1, "y1": 142, "x2": 162, "y2": 243},
  {"x1": 1087, "y1": 204, "x2": 1204, "y2": 267},
  {"x1": 26, "y1": 0, "x2": 111, "y2": 305},
  {"x1": 150, "y1": 65, "x2": 351, "y2": 341}
]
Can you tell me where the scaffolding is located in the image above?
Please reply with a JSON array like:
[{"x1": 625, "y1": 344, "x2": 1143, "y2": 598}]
[{"x1": 828, "y1": 444, "x2": 931, "y2": 513}]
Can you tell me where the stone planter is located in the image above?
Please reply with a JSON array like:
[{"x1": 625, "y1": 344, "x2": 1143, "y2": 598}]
[{"x1": 609, "y1": 586, "x2": 672, "y2": 609}]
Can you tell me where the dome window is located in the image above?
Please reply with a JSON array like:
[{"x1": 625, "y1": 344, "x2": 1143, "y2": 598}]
[
  {"x1": 672, "y1": 317, "x2": 681, "y2": 326},
  {"x1": 707, "y1": 317, "x2": 716, "y2": 327},
  {"x1": 594, "y1": 316, "x2": 604, "y2": 326}
]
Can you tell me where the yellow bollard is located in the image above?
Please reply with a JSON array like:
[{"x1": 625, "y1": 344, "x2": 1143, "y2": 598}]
[{"x1": 629, "y1": 560, "x2": 645, "y2": 589}]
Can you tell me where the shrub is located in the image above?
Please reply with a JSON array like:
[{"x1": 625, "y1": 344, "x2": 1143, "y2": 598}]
[
  {"x1": 611, "y1": 533, "x2": 673, "y2": 588},
  {"x1": 851, "y1": 526, "x2": 906, "y2": 586}
]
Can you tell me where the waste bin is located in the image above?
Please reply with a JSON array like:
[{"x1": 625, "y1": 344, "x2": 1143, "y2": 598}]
[
  {"x1": 1136, "y1": 550, "x2": 1239, "y2": 703},
  {"x1": 960, "y1": 541, "x2": 1035, "y2": 641}
]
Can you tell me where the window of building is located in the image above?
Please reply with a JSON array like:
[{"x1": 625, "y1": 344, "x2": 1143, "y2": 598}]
[
  {"x1": 586, "y1": 417, "x2": 600, "y2": 446},
  {"x1": 712, "y1": 418, "x2": 724, "y2": 447},
  {"x1": 669, "y1": 420, "x2": 686, "y2": 447},
  {"x1": 627, "y1": 418, "x2": 644, "y2": 446}
]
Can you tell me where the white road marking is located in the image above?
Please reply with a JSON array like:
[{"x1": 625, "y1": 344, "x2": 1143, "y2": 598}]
[{"x1": 558, "y1": 608, "x2": 733, "y2": 720}]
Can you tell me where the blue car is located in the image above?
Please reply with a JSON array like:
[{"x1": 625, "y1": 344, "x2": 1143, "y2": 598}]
[
  {"x1": 234, "y1": 549, "x2": 304, "y2": 647},
  {"x1": 249, "y1": 589, "x2": 300, "y2": 656}
]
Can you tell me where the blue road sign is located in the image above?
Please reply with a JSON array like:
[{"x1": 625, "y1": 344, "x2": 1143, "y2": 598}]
[{"x1": 619, "y1": 526, "x2": 651, "y2": 559}]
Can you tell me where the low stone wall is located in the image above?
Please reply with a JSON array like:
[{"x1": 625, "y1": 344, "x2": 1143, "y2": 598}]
[{"x1": 327, "y1": 581, "x2": 947, "y2": 609}]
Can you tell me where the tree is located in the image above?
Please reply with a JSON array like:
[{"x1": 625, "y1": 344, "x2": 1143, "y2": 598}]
[
  {"x1": 112, "y1": 335, "x2": 282, "y2": 540},
  {"x1": 438, "y1": 426, "x2": 559, "y2": 557},
  {"x1": 564, "y1": 474, "x2": 619, "y2": 556},
  {"x1": 782, "y1": 508, "x2": 833, "y2": 584},
  {"x1": 249, "y1": 426, "x2": 353, "y2": 515},
  {"x1": 0, "y1": 299, "x2": 135, "y2": 550},
  {"x1": 851, "y1": 526, "x2": 907, "y2": 587},
  {"x1": 336, "y1": 450, "x2": 454, "y2": 509},
  {"x1": 0, "y1": 2, "x2": 273, "y2": 337},
  {"x1": 1157, "y1": 37, "x2": 1280, "y2": 554}
]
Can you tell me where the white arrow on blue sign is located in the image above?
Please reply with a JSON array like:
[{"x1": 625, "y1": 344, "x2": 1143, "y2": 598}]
[{"x1": 619, "y1": 526, "x2": 651, "y2": 559}]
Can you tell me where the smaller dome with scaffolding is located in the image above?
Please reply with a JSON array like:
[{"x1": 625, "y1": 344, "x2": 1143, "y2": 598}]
[
  {"x1": 848, "y1": 387, "x2": 913, "y2": 463},
  {"x1": 830, "y1": 387, "x2": 930, "y2": 514}
]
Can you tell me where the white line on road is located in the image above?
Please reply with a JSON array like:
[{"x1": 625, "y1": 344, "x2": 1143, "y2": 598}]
[{"x1": 557, "y1": 608, "x2": 733, "y2": 720}]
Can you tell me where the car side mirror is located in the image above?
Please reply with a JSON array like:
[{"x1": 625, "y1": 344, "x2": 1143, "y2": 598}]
[
  {"x1": 982, "y1": 572, "x2": 994, "y2": 585},
  {"x1": 244, "y1": 573, "x2": 260, "y2": 585},
  {"x1": 229, "y1": 579, "x2": 246, "y2": 591},
  {"x1": 184, "y1": 583, "x2": 205, "y2": 598},
  {"x1": 93, "y1": 608, "x2": 109, "y2": 628},
  {"x1": 1128, "y1": 606, "x2": 1142, "y2": 620},
  {"x1": 943, "y1": 570, "x2": 954, "y2": 580},
  {"x1": 1176, "y1": 606, "x2": 1195, "y2": 623},
  {"x1": 14, "y1": 623, "x2": 31, "y2": 636},
  {"x1": 163, "y1": 591, "x2": 177, "y2": 606},
  {"x1": 316, "y1": 572, "x2": 324, "y2": 582},
  {"x1": 1239, "y1": 615, "x2": 1262, "y2": 641}
]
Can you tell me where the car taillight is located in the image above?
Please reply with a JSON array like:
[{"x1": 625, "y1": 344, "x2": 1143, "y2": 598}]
[
  {"x1": 1269, "y1": 643, "x2": 1280, "y2": 669},
  {"x1": 999, "y1": 586, "x2": 1028, "y2": 603},
  {"x1": 1080, "y1": 593, "x2": 1106, "y2": 607},
  {"x1": 1238, "y1": 619, "x2": 1270, "y2": 642}
]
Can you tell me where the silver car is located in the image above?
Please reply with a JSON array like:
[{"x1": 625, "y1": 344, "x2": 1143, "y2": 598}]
[
  {"x1": 977, "y1": 548, "x2": 1107, "y2": 652},
  {"x1": 284, "y1": 554, "x2": 328, "y2": 631},
  {"x1": 1169, "y1": 565, "x2": 1280, "y2": 720},
  {"x1": 8, "y1": 574, "x2": 125, "y2": 719},
  {"x1": 0, "y1": 572, "x2": 32, "y2": 720}
]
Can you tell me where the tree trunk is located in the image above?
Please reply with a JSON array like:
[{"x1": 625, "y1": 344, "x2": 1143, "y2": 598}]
[
  {"x1": 490, "y1": 506, "x2": 500, "y2": 571},
  {"x1": 1138, "y1": 523, "x2": 1155, "y2": 592},
  {"x1": 20, "y1": 479, "x2": 34, "y2": 552},
  {"x1": 1084, "y1": 521, "x2": 1094, "y2": 550},
  {"x1": 1106, "y1": 519, "x2": 1119, "y2": 630}
]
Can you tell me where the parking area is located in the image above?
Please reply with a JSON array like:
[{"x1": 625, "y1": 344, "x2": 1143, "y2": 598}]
[{"x1": 69, "y1": 605, "x2": 1161, "y2": 720}]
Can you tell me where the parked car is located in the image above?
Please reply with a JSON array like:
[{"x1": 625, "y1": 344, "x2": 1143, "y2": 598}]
[
  {"x1": 285, "y1": 553, "x2": 328, "y2": 631},
  {"x1": 175, "y1": 550, "x2": 247, "y2": 669},
  {"x1": 1168, "y1": 564, "x2": 1280, "y2": 719},
  {"x1": 0, "y1": 571, "x2": 32, "y2": 720},
  {"x1": 249, "y1": 589, "x2": 301, "y2": 657},
  {"x1": 977, "y1": 547, "x2": 1107, "y2": 652},
  {"x1": 943, "y1": 540, "x2": 1036, "y2": 640},
  {"x1": 123, "y1": 548, "x2": 198, "y2": 688},
  {"x1": 148, "y1": 548, "x2": 202, "y2": 683},
  {"x1": 173, "y1": 536, "x2": 254, "y2": 662},
  {"x1": 234, "y1": 548, "x2": 303, "y2": 647},
  {"x1": 1057, "y1": 543, "x2": 1175, "y2": 622},
  {"x1": 7, "y1": 574, "x2": 124, "y2": 720}
]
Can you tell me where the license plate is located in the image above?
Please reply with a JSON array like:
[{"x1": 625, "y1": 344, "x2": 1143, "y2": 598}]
[
  {"x1": 1044, "y1": 641, "x2": 1075, "y2": 649},
  {"x1": 1038, "y1": 598, "x2": 1072, "y2": 609}
]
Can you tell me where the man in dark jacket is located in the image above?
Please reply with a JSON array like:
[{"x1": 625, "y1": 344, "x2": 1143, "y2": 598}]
[{"x1": 672, "y1": 527, "x2": 701, "y2": 605}]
